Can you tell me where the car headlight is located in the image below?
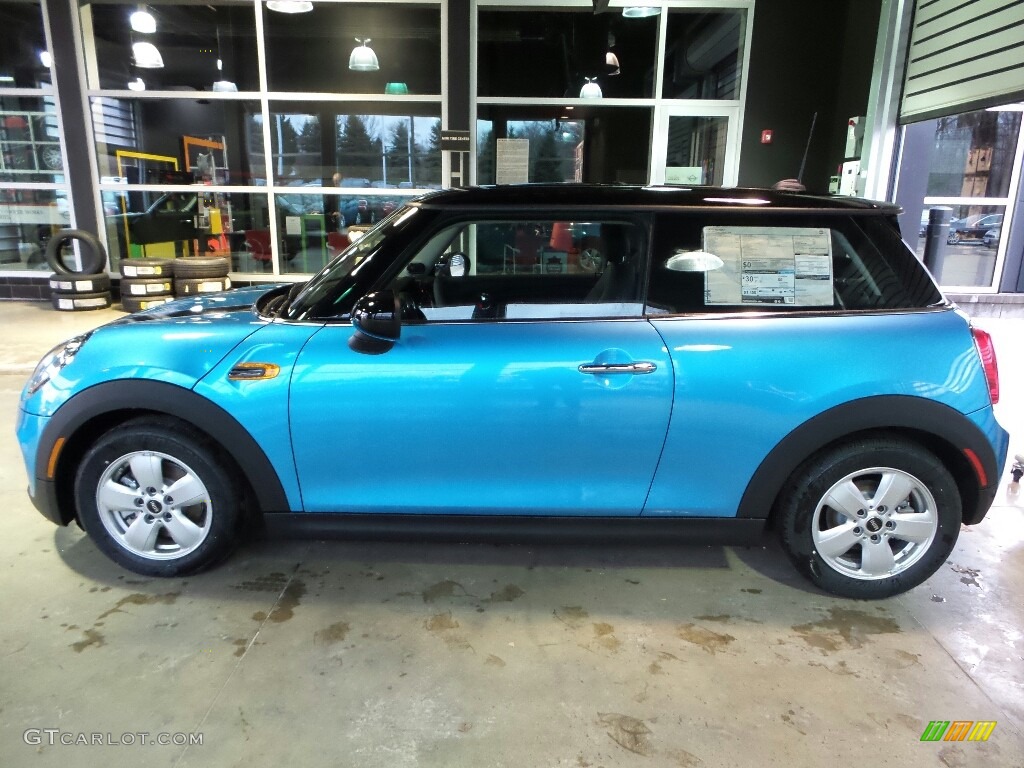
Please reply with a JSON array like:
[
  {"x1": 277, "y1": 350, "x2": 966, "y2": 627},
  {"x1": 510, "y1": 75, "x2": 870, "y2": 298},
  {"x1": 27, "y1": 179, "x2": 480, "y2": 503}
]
[{"x1": 24, "y1": 333, "x2": 92, "y2": 398}]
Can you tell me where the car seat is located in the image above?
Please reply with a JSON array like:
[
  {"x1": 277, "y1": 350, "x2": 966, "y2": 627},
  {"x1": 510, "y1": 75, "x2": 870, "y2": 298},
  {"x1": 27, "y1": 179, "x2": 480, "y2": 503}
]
[{"x1": 586, "y1": 225, "x2": 638, "y2": 302}]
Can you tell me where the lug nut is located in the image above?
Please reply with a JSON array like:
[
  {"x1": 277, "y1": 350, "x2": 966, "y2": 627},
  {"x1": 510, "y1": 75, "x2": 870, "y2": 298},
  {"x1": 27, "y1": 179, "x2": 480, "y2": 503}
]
[
  {"x1": 163, "y1": 513, "x2": 172, "y2": 522},
  {"x1": 134, "y1": 498, "x2": 143, "y2": 507},
  {"x1": 857, "y1": 509, "x2": 866, "y2": 517},
  {"x1": 164, "y1": 496, "x2": 174, "y2": 505},
  {"x1": 877, "y1": 505, "x2": 887, "y2": 513},
  {"x1": 870, "y1": 534, "x2": 881, "y2": 543},
  {"x1": 143, "y1": 514, "x2": 154, "y2": 523},
  {"x1": 885, "y1": 520, "x2": 896, "y2": 529},
  {"x1": 146, "y1": 487, "x2": 157, "y2": 496},
  {"x1": 853, "y1": 527, "x2": 862, "y2": 535}
]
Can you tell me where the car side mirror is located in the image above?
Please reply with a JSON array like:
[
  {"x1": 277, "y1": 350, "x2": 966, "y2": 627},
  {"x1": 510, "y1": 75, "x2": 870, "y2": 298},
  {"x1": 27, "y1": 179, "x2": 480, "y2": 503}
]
[{"x1": 348, "y1": 290, "x2": 401, "y2": 355}]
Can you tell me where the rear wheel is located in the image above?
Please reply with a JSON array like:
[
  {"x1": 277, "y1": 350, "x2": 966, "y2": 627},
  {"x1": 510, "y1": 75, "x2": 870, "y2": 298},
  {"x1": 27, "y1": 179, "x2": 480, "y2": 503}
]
[
  {"x1": 74, "y1": 418, "x2": 240, "y2": 576},
  {"x1": 778, "y1": 438, "x2": 961, "y2": 598}
]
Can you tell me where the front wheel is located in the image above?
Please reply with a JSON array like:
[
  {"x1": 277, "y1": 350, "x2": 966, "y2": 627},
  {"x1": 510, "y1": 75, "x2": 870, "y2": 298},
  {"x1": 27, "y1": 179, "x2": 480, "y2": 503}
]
[
  {"x1": 777, "y1": 438, "x2": 961, "y2": 598},
  {"x1": 74, "y1": 418, "x2": 241, "y2": 576}
]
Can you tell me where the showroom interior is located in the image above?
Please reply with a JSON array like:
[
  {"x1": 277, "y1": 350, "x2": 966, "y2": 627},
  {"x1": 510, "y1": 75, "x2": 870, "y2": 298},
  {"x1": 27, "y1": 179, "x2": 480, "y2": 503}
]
[
  {"x1": 1, "y1": 2, "x2": 1023, "y2": 766},
  {"x1": 0, "y1": 0, "x2": 1022, "y2": 301}
]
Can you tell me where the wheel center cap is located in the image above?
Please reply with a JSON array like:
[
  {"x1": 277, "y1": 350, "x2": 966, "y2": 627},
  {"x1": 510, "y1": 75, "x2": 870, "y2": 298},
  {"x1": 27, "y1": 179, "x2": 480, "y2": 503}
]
[
  {"x1": 146, "y1": 500, "x2": 163, "y2": 514},
  {"x1": 865, "y1": 517, "x2": 883, "y2": 533}
]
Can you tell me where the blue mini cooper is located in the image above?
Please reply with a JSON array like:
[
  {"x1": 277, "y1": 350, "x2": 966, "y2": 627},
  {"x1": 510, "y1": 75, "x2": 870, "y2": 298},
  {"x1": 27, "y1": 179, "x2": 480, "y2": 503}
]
[{"x1": 16, "y1": 185, "x2": 1008, "y2": 598}]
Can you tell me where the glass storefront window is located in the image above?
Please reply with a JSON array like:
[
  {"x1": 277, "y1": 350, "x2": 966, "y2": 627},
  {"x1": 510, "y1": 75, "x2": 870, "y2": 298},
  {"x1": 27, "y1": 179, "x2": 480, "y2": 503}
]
[
  {"x1": 263, "y1": 3, "x2": 441, "y2": 95},
  {"x1": 478, "y1": 8, "x2": 657, "y2": 99},
  {"x1": 1, "y1": 96, "x2": 63, "y2": 181},
  {"x1": 104, "y1": 189, "x2": 270, "y2": 273},
  {"x1": 916, "y1": 204, "x2": 1005, "y2": 287},
  {"x1": 268, "y1": 105, "x2": 441, "y2": 187},
  {"x1": 478, "y1": 106, "x2": 651, "y2": 185},
  {"x1": 661, "y1": 10, "x2": 746, "y2": 100},
  {"x1": 82, "y1": 3, "x2": 259, "y2": 92},
  {"x1": 273, "y1": 190, "x2": 418, "y2": 275},
  {"x1": 923, "y1": 110, "x2": 1022, "y2": 199},
  {"x1": 91, "y1": 98, "x2": 264, "y2": 185},
  {"x1": 0, "y1": 188, "x2": 70, "y2": 271},
  {"x1": 0, "y1": 1, "x2": 50, "y2": 88}
]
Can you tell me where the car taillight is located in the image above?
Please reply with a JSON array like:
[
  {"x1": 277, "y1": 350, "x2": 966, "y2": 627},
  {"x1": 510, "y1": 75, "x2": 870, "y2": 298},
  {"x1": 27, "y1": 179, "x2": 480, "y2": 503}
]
[{"x1": 971, "y1": 326, "x2": 999, "y2": 405}]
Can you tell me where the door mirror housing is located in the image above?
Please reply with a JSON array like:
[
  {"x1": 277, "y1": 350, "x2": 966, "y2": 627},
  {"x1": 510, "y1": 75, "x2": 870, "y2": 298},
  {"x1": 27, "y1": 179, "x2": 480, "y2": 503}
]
[{"x1": 349, "y1": 290, "x2": 401, "y2": 354}]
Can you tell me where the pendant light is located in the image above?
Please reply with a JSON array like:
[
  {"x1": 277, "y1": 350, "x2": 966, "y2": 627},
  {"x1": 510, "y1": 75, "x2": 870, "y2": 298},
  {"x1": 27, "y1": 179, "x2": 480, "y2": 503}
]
[
  {"x1": 132, "y1": 41, "x2": 164, "y2": 69},
  {"x1": 130, "y1": 8, "x2": 156, "y2": 33},
  {"x1": 622, "y1": 6, "x2": 661, "y2": 18},
  {"x1": 580, "y1": 77, "x2": 602, "y2": 99},
  {"x1": 384, "y1": 82, "x2": 409, "y2": 95},
  {"x1": 211, "y1": 29, "x2": 238, "y2": 92},
  {"x1": 266, "y1": 0, "x2": 313, "y2": 13},
  {"x1": 348, "y1": 38, "x2": 379, "y2": 71},
  {"x1": 127, "y1": 77, "x2": 146, "y2": 91}
]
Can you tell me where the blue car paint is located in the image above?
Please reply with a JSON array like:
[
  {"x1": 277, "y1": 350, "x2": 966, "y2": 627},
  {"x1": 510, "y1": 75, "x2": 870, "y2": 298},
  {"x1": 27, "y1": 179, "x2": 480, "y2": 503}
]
[
  {"x1": 194, "y1": 320, "x2": 323, "y2": 510},
  {"x1": 644, "y1": 309, "x2": 998, "y2": 517},
  {"x1": 289, "y1": 319, "x2": 674, "y2": 515}
]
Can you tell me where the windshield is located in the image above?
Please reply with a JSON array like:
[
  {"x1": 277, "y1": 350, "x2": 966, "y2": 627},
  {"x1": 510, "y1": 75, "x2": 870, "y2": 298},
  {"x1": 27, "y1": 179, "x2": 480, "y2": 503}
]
[{"x1": 284, "y1": 204, "x2": 423, "y2": 321}]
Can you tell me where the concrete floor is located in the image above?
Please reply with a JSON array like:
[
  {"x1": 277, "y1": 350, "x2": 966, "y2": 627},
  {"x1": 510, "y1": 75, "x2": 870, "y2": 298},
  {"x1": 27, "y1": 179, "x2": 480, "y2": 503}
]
[{"x1": 0, "y1": 300, "x2": 1022, "y2": 768}]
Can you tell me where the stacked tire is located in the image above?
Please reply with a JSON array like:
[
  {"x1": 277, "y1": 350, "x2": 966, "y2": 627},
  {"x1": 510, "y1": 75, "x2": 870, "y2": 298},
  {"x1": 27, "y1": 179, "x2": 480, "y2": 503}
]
[
  {"x1": 119, "y1": 257, "x2": 176, "y2": 313},
  {"x1": 46, "y1": 230, "x2": 113, "y2": 312},
  {"x1": 174, "y1": 256, "x2": 231, "y2": 297}
]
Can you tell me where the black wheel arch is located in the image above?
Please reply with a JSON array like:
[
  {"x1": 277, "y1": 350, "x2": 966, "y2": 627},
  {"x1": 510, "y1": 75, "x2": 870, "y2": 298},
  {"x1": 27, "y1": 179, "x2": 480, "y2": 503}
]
[
  {"x1": 737, "y1": 395, "x2": 999, "y2": 526},
  {"x1": 36, "y1": 380, "x2": 291, "y2": 525}
]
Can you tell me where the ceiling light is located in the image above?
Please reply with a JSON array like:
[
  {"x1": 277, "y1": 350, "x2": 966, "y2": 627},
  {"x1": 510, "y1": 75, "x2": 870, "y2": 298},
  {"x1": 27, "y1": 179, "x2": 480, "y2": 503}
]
[
  {"x1": 384, "y1": 82, "x2": 409, "y2": 95},
  {"x1": 605, "y1": 51, "x2": 620, "y2": 76},
  {"x1": 580, "y1": 77, "x2": 602, "y2": 99},
  {"x1": 212, "y1": 80, "x2": 238, "y2": 92},
  {"x1": 266, "y1": 0, "x2": 313, "y2": 14},
  {"x1": 0, "y1": 75, "x2": 15, "y2": 83},
  {"x1": 39, "y1": 50, "x2": 52, "y2": 68},
  {"x1": 348, "y1": 38, "x2": 379, "y2": 71},
  {"x1": 622, "y1": 6, "x2": 661, "y2": 18},
  {"x1": 130, "y1": 9, "x2": 156, "y2": 33},
  {"x1": 127, "y1": 77, "x2": 146, "y2": 91},
  {"x1": 132, "y1": 41, "x2": 164, "y2": 68}
]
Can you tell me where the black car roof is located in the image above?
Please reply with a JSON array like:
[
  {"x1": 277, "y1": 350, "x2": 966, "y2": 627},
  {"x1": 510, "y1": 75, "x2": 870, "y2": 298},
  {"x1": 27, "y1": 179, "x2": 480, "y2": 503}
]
[{"x1": 415, "y1": 183, "x2": 901, "y2": 214}]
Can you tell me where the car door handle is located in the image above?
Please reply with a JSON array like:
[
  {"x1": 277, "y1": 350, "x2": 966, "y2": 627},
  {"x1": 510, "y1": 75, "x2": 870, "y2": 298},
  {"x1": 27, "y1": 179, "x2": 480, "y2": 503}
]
[{"x1": 578, "y1": 361, "x2": 657, "y2": 375}]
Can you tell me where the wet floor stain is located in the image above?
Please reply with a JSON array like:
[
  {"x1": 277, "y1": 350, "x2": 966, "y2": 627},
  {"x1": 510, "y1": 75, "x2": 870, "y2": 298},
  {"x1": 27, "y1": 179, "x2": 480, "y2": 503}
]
[
  {"x1": 421, "y1": 580, "x2": 475, "y2": 603},
  {"x1": 252, "y1": 611, "x2": 267, "y2": 622},
  {"x1": 931, "y1": 595, "x2": 947, "y2": 603},
  {"x1": 267, "y1": 580, "x2": 306, "y2": 623},
  {"x1": 780, "y1": 709, "x2": 807, "y2": 736},
  {"x1": 425, "y1": 611, "x2": 459, "y2": 632},
  {"x1": 314, "y1": 621, "x2": 351, "y2": 646},
  {"x1": 232, "y1": 638, "x2": 249, "y2": 657},
  {"x1": 592, "y1": 622, "x2": 622, "y2": 651},
  {"x1": 676, "y1": 623, "x2": 735, "y2": 654},
  {"x1": 483, "y1": 584, "x2": 524, "y2": 603},
  {"x1": 694, "y1": 614, "x2": 732, "y2": 623},
  {"x1": 598, "y1": 713, "x2": 653, "y2": 757},
  {"x1": 741, "y1": 588, "x2": 762, "y2": 594},
  {"x1": 791, "y1": 607, "x2": 900, "y2": 652},
  {"x1": 950, "y1": 564, "x2": 981, "y2": 588},
  {"x1": 97, "y1": 591, "x2": 180, "y2": 621},
  {"x1": 485, "y1": 654, "x2": 506, "y2": 667},
  {"x1": 554, "y1": 606, "x2": 590, "y2": 628},
  {"x1": 807, "y1": 659, "x2": 859, "y2": 677},
  {"x1": 667, "y1": 748, "x2": 704, "y2": 766},
  {"x1": 233, "y1": 573, "x2": 289, "y2": 593},
  {"x1": 70, "y1": 628, "x2": 105, "y2": 653}
]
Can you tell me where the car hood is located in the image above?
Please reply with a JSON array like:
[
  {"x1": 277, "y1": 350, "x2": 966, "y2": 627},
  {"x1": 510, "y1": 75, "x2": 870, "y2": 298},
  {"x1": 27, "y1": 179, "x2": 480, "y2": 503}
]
[{"x1": 22, "y1": 285, "x2": 284, "y2": 417}]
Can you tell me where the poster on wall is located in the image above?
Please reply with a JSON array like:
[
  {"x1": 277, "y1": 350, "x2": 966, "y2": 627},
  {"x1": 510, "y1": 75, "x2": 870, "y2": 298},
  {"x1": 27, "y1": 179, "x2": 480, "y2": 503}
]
[{"x1": 496, "y1": 138, "x2": 529, "y2": 184}]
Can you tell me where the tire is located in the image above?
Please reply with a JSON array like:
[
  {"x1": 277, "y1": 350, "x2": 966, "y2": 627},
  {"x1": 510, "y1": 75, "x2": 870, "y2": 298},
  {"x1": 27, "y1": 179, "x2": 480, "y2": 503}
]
[
  {"x1": 175, "y1": 276, "x2": 231, "y2": 296},
  {"x1": 120, "y1": 295, "x2": 176, "y2": 314},
  {"x1": 45, "y1": 229, "x2": 107, "y2": 276},
  {"x1": 947, "y1": 232, "x2": 961, "y2": 245},
  {"x1": 38, "y1": 144, "x2": 63, "y2": 171},
  {"x1": 119, "y1": 257, "x2": 175, "y2": 278},
  {"x1": 74, "y1": 417, "x2": 241, "y2": 576},
  {"x1": 51, "y1": 291, "x2": 112, "y2": 311},
  {"x1": 49, "y1": 272, "x2": 111, "y2": 294},
  {"x1": 777, "y1": 437, "x2": 961, "y2": 599},
  {"x1": 120, "y1": 277, "x2": 174, "y2": 297},
  {"x1": 173, "y1": 256, "x2": 230, "y2": 279}
]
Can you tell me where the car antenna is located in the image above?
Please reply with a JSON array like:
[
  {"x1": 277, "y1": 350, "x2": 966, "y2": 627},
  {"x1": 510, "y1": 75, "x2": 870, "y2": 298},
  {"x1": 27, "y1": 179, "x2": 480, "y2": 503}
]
[{"x1": 797, "y1": 111, "x2": 817, "y2": 184}]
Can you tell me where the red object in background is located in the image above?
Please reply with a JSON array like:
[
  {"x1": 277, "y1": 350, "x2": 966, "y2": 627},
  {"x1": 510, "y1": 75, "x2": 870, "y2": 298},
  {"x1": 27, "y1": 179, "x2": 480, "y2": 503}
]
[{"x1": 761, "y1": 130, "x2": 773, "y2": 144}]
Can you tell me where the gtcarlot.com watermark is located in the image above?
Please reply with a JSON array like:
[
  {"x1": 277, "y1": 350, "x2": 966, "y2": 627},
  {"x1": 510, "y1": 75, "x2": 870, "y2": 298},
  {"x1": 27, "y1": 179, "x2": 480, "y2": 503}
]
[{"x1": 24, "y1": 729, "x2": 203, "y2": 747}]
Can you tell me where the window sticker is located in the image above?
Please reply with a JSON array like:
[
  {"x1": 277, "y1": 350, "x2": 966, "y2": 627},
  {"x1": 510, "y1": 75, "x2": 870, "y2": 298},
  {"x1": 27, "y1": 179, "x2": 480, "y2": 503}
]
[{"x1": 702, "y1": 226, "x2": 834, "y2": 306}]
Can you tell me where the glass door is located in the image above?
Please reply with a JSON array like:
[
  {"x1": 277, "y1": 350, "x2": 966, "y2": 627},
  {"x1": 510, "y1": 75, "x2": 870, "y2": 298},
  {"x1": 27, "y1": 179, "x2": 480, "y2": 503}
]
[{"x1": 650, "y1": 106, "x2": 741, "y2": 186}]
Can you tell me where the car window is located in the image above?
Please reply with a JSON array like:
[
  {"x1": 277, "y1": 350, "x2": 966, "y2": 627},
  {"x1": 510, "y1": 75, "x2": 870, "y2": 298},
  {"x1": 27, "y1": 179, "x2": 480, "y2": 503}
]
[
  {"x1": 386, "y1": 217, "x2": 647, "y2": 321},
  {"x1": 646, "y1": 212, "x2": 943, "y2": 314}
]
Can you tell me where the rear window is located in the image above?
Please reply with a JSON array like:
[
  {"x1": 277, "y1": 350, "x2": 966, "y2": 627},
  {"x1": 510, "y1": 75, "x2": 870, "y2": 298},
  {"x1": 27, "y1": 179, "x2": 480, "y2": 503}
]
[{"x1": 646, "y1": 212, "x2": 943, "y2": 314}]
